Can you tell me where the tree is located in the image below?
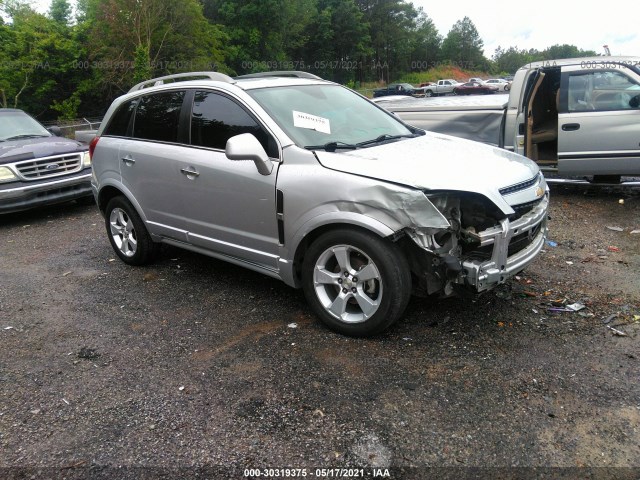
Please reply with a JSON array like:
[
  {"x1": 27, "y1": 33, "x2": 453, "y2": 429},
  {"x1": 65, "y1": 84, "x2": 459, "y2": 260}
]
[
  {"x1": 301, "y1": 0, "x2": 370, "y2": 83},
  {"x1": 0, "y1": 3, "x2": 79, "y2": 113},
  {"x1": 49, "y1": 0, "x2": 71, "y2": 25},
  {"x1": 492, "y1": 46, "x2": 538, "y2": 74},
  {"x1": 409, "y1": 8, "x2": 441, "y2": 71},
  {"x1": 88, "y1": 0, "x2": 226, "y2": 92},
  {"x1": 440, "y1": 16, "x2": 487, "y2": 70},
  {"x1": 356, "y1": 0, "x2": 423, "y2": 82},
  {"x1": 542, "y1": 44, "x2": 597, "y2": 60}
]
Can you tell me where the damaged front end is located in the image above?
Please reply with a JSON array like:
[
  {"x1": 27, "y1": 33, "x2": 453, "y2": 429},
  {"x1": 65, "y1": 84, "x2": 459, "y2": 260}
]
[{"x1": 402, "y1": 187, "x2": 549, "y2": 297}]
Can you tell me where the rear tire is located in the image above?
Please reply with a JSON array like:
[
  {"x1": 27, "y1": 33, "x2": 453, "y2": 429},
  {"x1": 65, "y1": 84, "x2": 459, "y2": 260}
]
[
  {"x1": 105, "y1": 196, "x2": 158, "y2": 265},
  {"x1": 301, "y1": 228, "x2": 412, "y2": 337}
]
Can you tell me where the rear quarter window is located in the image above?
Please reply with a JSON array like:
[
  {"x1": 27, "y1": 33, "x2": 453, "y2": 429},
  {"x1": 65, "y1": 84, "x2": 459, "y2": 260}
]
[{"x1": 103, "y1": 99, "x2": 138, "y2": 137}]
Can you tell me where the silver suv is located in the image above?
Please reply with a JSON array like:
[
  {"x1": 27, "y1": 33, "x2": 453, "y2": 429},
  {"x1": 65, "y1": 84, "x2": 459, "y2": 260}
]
[{"x1": 91, "y1": 71, "x2": 549, "y2": 336}]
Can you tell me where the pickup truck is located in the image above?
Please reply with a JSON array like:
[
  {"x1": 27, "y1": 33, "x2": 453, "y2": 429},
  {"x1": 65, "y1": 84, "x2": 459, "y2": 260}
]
[
  {"x1": 0, "y1": 108, "x2": 93, "y2": 213},
  {"x1": 421, "y1": 79, "x2": 460, "y2": 97},
  {"x1": 374, "y1": 57, "x2": 640, "y2": 184}
]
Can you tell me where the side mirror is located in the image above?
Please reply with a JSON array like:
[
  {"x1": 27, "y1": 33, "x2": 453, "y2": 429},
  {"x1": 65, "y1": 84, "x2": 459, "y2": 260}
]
[
  {"x1": 48, "y1": 126, "x2": 62, "y2": 137},
  {"x1": 630, "y1": 95, "x2": 640, "y2": 109},
  {"x1": 225, "y1": 133, "x2": 273, "y2": 176}
]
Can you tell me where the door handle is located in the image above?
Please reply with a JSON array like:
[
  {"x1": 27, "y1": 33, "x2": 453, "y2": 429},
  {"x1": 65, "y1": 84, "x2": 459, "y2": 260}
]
[
  {"x1": 122, "y1": 155, "x2": 135, "y2": 165},
  {"x1": 562, "y1": 123, "x2": 581, "y2": 131},
  {"x1": 180, "y1": 167, "x2": 200, "y2": 177}
]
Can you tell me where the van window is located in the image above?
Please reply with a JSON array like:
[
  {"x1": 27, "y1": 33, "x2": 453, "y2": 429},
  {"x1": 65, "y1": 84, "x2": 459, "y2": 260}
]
[
  {"x1": 190, "y1": 91, "x2": 277, "y2": 157},
  {"x1": 567, "y1": 71, "x2": 640, "y2": 112},
  {"x1": 132, "y1": 91, "x2": 186, "y2": 142}
]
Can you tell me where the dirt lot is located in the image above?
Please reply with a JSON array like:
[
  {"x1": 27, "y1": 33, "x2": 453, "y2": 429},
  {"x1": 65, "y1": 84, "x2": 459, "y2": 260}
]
[{"x1": 1, "y1": 185, "x2": 639, "y2": 479}]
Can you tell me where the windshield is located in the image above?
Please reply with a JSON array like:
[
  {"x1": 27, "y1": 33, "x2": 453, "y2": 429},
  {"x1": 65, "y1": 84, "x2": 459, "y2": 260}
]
[
  {"x1": 0, "y1": 111, "x2": 51, "y2": 142},
  {"x1": 247, "y1": 84, "x2": 414, "y2": 149}
]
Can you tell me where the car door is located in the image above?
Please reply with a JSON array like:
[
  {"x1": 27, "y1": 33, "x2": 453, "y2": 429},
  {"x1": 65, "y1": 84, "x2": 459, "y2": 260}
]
[
  {"x1": 557, "y1": 65, "x2": 640, "y2": 176},
  {"x1": 177, "y1": 89, "x2": 281, "y2": 270},
  {"x1": 118, "y1": 90, "x2": 189, "y2": 241},
  {"x1": 514, "y1": 68, "x2": 544, "y2": 158}
]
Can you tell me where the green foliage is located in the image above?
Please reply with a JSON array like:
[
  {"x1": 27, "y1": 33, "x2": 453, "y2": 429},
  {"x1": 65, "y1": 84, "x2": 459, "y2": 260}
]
[
  {"x1": 49, "y1": 0, "x2": 71, "y2": 25},
  {"x1": 441, "y1": 16, "x2": 488, "y2": 71},
  {"x1": 88, "y1": 0, "x2": 226, "y2": 92},
  {"x1": 0, "y1": 0, "x2": 607, "y2": 120},
  {"x1": 133, "y1": 44, "x2": 152, "y2": 84},
  {"x1": 51, "y1": 93, "x2": 81, "y2": 119},
  {"x1": 493, "y1": 44, "x2": 599, "y2": 75}
]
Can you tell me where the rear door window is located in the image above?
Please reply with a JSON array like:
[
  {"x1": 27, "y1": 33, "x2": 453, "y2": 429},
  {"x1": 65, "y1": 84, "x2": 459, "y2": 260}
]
[{"x1": 132, "y1": 91, "x2": 186, "y2": 142}]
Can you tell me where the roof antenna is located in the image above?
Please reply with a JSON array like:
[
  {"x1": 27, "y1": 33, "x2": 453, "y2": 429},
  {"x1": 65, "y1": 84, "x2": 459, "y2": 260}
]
[{"x1": 603, "y1": 45, "x2": 611, "y2": 56}]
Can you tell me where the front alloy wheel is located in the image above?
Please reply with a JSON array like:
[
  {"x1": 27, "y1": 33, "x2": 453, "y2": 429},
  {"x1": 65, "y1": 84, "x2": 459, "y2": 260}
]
[
  {"x1": 302, "y1": 229, "x2": 411, "y2": 337},
  {"x1": 313, "y1": 244, "x2": 383, "y2": 324}
]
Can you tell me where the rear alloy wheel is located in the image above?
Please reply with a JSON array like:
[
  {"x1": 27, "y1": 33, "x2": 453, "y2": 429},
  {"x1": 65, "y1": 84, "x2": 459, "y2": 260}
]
[
  {"x1": 302, "y1": 229, "x2": 411, "y2": 337},
  {"x1": 105, "y1": 196, "x2": 157, "y2": 265}
]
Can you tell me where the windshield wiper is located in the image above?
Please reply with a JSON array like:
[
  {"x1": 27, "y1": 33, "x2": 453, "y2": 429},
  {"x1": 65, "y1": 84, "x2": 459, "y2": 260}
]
[
  {"x1": 305, "y1": 141, "x2": 357, "y2": 152},
  {"x1": 4, "y1": 134, "x2": 49, "y2": 141},
  {"x1": 356, "y1": 133, "x2": 418, "y2": 148}
]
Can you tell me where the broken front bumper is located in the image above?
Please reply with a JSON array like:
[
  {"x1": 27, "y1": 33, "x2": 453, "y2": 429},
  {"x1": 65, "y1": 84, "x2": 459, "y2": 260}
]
[{"x1": 461, "y1": 193, "x2": 549, "y2": 292}]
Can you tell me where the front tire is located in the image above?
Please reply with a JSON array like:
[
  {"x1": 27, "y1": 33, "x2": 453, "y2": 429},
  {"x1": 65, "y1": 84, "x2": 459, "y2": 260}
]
[
  {"x1": 105, "y1": 196, "x2": 158, "y2": 265},
  {"x1": 301, "y1": 229, "x2": 411, "y2": 337}
]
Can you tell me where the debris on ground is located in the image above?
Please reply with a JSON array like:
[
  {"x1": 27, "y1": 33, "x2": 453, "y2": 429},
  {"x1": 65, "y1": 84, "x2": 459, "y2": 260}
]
[
  {"x1": 77, "y1": 347, "x2": 100, "y2": 360},
  {"x1": 606, "y1": 226, "x2": 624, "y2": 232},
  {"x1": 606, "y1": 326, "x2": 628, "y2": 337}
]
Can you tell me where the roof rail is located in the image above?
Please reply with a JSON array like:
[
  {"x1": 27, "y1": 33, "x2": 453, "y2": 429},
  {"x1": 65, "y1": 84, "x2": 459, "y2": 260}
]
[
  {"x1": 234, "y1": 71, "x2": 323, "y2": 80},
  {"x1": 128, "y1": 72, "x2": 235, "y2": 92}
]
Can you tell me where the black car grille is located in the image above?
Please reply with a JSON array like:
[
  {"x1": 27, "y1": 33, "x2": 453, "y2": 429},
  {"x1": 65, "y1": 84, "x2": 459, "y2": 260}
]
[
  {"x1": 499, "y1": 174, "x2": 540, "y2": 196},
  {"x1": 510, "y1": 197, "x2": 545, "y2": 221},
  {"x1": 16, "y1": 154, "x2": 82, "y2": 180}
]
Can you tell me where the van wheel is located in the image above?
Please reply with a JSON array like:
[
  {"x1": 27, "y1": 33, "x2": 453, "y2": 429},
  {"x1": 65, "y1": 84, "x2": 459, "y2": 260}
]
[
  {"x1": 105, "y1": 196, "x2": 157, "y2": 265},
  {"x1": 301, "y1": 229, "x2": 411, "y2": 337}
]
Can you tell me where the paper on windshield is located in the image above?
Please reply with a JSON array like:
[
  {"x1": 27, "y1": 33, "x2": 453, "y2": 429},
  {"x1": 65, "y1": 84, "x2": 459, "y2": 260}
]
[{"x1": 292, "y1": 111, "x2": 331, "y2": 134}]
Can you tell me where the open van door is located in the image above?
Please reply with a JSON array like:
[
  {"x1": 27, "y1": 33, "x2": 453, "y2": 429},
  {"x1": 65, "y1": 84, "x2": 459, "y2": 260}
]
[{"x1": 514, "y1": 69, "x2": 543, "y2": 158}]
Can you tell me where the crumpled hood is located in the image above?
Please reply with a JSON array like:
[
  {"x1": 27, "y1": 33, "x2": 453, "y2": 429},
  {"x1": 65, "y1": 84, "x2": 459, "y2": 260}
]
[
  {"x1": 313, "y1": 131, "x2": 540, "y2": 212},
  {"x1": 0, "y1": 136, "x2": 86, "y2": 165}
]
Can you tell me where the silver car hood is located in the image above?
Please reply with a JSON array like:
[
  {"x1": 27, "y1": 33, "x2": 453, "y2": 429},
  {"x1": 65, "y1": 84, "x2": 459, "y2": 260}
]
[{"x1": 314, "y1": 132, "x2": 540, "y2": 212}]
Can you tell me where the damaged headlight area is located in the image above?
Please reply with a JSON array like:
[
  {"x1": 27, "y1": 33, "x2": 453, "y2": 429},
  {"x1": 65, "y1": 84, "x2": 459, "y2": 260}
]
[{"x1": 403, "y1": 191, "x2": 548, "y2": 297}]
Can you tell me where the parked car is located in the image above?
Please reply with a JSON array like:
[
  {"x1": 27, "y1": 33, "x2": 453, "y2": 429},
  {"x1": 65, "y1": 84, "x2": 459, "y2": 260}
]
[
  {"x1": 453, "y1": 82, "x2": 499, "y2": 95},
  {"x1": 485, "y1": 78, "x2": 512, "y2": 91},
  {"x1": 0, "y1": 108, "x2": 92, "y2": 214},
  {"x1": 90, "y1": 71, "x2": 549, "y2": 337},
  {"x1": 468, "y1": 77, "x2": 485, "y2": 83},
  {"x1": 372, "y1": 83, "x2": 417, "y2": 98}
]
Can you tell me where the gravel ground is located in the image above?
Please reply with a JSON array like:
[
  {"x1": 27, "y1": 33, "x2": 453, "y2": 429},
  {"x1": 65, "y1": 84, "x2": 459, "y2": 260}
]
[{"x1": 0, "y1": 184, "x2": 639, "y2": 480}]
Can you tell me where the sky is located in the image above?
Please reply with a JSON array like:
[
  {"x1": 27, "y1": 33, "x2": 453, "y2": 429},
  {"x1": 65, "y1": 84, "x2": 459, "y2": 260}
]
[
  {"x1": 411, "y1": 0, "x2": 640, "y2": 58},
  {"x1": 29, "y1": 0, "x2": 640, "y2": 59}
]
